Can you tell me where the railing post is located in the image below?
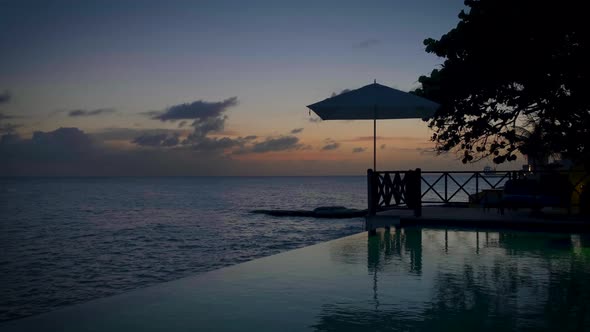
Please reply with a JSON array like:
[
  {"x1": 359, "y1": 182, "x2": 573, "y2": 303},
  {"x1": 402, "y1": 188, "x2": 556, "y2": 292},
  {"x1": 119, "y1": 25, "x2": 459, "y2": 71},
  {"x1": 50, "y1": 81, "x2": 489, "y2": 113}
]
[
  {"x1": 414, "y1": 168, "x2": 422, "y2": 217},
  {"x1": 444, "y1": 173, "x2": 448, "y2": 203},
  {"x1": 367, "y1": 169, "x2": 376, "y2": 216}
]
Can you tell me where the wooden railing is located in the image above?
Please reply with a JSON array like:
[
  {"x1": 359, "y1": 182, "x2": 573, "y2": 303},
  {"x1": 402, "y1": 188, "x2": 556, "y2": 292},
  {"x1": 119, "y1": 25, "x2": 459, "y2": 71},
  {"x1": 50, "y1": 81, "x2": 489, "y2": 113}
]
[
  {"x1": 368, "y1": 169, "x2": 590, "y2": 215},
  {"x1": 420, "y1": 171, "x2": 516, "y2": 204},
  {"x1": 367, "y1": 169, "x2": 422, "y2": 217}
]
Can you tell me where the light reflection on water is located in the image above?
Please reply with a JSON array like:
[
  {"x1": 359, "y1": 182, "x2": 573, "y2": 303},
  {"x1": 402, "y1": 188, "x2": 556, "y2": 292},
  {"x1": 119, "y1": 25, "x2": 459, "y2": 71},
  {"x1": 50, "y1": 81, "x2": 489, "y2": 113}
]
[{"x1": 316, "y1": 227, "x2": 590, "y2": 331}]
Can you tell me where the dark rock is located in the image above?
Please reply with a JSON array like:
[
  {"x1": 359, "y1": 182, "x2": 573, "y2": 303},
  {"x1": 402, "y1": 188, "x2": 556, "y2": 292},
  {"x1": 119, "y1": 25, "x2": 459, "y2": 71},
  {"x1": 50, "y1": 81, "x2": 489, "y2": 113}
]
[
  {"x1": 250, "y1": 210, "x2": 314, "y2": 217},
  {"x1": 251, "y1": 206, "x2": 366, "y2": 219}
]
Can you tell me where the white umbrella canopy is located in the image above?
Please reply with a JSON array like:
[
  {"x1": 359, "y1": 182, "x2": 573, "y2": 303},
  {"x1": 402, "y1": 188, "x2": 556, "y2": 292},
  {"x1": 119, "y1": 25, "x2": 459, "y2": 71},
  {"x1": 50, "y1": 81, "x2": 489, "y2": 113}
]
[{"x1": 307, "y1": 82, "x2": 439, "y2": 170}]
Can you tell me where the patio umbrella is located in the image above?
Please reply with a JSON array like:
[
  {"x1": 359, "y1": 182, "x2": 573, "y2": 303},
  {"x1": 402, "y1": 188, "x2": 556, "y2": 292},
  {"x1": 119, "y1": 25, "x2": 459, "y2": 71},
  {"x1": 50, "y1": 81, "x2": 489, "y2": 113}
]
[{"x1": 307, "y1": 81, "x2": 439, "y2": 171}]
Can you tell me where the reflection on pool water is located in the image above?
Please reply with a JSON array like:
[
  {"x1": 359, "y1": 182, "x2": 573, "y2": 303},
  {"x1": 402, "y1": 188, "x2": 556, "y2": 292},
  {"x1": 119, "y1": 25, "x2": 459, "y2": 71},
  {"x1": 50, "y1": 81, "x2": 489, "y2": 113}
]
[
  {"x1": 3, "y1": 227, "x2": 590, "y2": 332},
  {"x1": 316, "y1": 228, "x2": 590, "y2": 331}
]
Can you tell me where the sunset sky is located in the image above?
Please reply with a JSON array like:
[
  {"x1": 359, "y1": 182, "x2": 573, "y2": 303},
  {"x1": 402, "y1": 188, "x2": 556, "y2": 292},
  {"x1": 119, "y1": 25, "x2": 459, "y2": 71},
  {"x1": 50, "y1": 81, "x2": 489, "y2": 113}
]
[{"x1": 0, "y1": 0, "x2": 506, "y2": 176}]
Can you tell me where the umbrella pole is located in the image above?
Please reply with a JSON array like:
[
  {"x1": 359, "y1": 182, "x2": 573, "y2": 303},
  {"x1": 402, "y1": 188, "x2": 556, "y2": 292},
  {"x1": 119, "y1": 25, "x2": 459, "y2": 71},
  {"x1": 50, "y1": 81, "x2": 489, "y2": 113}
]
[{"x1": 373, "y1": 106, "x2": 376, "y2": 171}]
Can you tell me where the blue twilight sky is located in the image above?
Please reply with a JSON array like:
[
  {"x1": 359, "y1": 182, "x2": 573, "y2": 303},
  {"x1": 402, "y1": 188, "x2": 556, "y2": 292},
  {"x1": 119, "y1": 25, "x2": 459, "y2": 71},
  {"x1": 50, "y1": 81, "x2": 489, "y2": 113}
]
[{"x1": 0, "y1": 0, "x2": 490, "y2": 176}]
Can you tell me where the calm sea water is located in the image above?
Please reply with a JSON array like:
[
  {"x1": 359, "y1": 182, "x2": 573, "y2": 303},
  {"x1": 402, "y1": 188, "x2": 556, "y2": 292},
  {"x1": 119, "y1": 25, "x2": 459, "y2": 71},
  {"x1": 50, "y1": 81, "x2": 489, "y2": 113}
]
[{"x1": 0, "y1": 177, "x2": 368, "y2": 321}]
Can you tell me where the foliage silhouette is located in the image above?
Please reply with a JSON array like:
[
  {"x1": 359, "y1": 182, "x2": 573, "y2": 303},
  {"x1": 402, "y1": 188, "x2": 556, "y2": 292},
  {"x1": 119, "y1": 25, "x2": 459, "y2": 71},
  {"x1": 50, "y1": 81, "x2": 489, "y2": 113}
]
[{"x1": 415, "y1": 0, "x2": 590, "y2": 165}]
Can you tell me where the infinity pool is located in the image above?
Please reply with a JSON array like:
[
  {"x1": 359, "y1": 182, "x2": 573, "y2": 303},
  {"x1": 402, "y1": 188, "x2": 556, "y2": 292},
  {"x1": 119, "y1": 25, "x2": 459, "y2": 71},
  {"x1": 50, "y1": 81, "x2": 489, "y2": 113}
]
[{"x1": 2, "y1": 227, "x2": 590, "y2": 331}]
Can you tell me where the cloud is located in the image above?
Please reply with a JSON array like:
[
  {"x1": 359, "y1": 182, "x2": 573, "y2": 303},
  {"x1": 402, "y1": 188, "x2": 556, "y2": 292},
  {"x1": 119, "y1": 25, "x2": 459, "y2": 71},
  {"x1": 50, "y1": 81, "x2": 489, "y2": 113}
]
[
  {"x1": 132, "y1": 133, "x2": 180, "y2": 147},
  {"x1": 0, "y1": 133, "x2": 19, "y2": 144},
  {"x1": 190, "y1": 115, "x2": 227, "y2": 138},
  {"x1": 153, "y1": 97, "x2": 238, "y2": 121},
  {"x1": 354, "y1": 39, "x2": 381, "y2": 48},
  {"x1": 232, "y1": 136, "x2": 303, "y2": 154},
  {"x1": 0, "y1": 113, "x2": 19, "y2": 120},
  {"x1": 0, "y1": 90, "x2": 11, "y2": 104},
  {"x1": 191, "y1": 137, "x2": 244, "y2": 152},
  {"x1": 90, "y1": 128, "x2": 184, "y2": 141},
  {"x1": 99, "y1": 98, "x2": 295, "y2": 155},
  {"x1": 251, "y1": 136, "x2": 302, "y2": 153},
  {"x1": 162, "y1": 136, "x2": 180, "y2": 147},
  {"x1": 308, "y1": 116, "x2": 322, "y2": 123},
  {"x1": 0, "y1": 127, "x2": 244, "y2": 176},
  {"x1": 0, "y1": 123, "x2": 22, "y2": 134},
  {"x1": 143, "y1": 97, "x2": 239, "y2": 150},
  {"x1": 0, "y1": 126, "x2": 452, "y2": 176},
  {"x1": 0, "y1": 128, "x2": 95, "y2": 167},
  {"x1": 68, "y1": 108, "x2": 117, "y2": 117},
  {"x1": 352, "y1": 147, "x2": 366, "y2": 153},
  {"x1": 321, "y1": 142, "x2": 340, "y2": 151},
  {"x1": 181, "y1": 115, "x2": 230, "y2": 149},
  {"x1": 0, "y1": 104, "x2": 21, "y2": 134},
  {"x1": 32, "y1": 127, "x2": 93, "y2": 147},
  {"x1": 139, "y1": 110, "x2": 162, "y2": 117},
  {"x1": 381, "y1": 144, "x2": 386, "y2": 150},
  {"x1": 290, "y1": 128, "x2": 304, "y2": 134}
]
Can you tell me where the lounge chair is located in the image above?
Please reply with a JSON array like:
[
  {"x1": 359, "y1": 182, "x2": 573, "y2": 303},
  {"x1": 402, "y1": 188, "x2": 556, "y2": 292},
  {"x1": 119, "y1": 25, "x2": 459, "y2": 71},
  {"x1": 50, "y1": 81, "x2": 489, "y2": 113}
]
[{"x1": 501, "y1": 174, "x2": 573, "y2": 213}]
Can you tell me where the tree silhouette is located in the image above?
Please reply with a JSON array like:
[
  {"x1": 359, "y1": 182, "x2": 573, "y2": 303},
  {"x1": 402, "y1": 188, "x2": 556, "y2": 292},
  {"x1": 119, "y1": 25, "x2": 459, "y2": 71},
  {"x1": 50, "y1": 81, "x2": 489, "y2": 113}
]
[
  {"x1": 515, "y1": 122, "x2": 554, "y2": 169},
  {"x1": 415, "y1": 0, "x2": 590, "y2": 165}
]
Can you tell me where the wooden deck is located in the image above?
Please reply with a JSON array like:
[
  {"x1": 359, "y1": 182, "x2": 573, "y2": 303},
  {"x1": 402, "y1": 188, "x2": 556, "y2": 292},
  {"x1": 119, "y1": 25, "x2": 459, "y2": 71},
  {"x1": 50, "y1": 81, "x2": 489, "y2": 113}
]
[{"x1": 369, "y1": 206, "x2": 590, "y2": 232}]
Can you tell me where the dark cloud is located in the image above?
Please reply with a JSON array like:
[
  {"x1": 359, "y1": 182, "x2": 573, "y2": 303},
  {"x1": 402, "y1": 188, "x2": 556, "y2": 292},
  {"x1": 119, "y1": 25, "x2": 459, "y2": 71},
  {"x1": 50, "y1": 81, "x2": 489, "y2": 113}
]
[
  {"x1": 162, "y1": 136, "x2": 180, "y2": 147},
  {"x1": 143, "y1": 97, "x2": 238, "y2": 151},
  {"x1": 290, "y1": 128, "x2": 304, "y2": 134},
  {"x1": 0, "y1": 128, "x2": 95, "y2": 167},
  {"x1": 153, "y1": 97, "x2": 238, "y2": 121},
  {"x1": 190, "y1": 116, "x2": 227, "y2": 137},
  {"x1": 181, "y1": 116, "x2": 229, "y2": 148},
  {"x1": 232, "y1": 136, "x2": 303, "y2": 154},
  {"x1": 0, "y1": 133, "x2": 20, "y2": 144},
  {"x1": 0, "y1": 103, "x2": 21, "y2": 134},
  {"x1": 139, "y1": 110, "x2": 162, "y2": 117},
  {"x1": 93, "y1": 98, "x2": 290, "y2": 154},
  {"x1": 380, "y1": 144, "x2": 386, "y2": 150},
  {"x1": 90, "y1": 128, "x2": 184, "y2": 141},
  {"x1": 252, "y1": 136, "x2": 302, "y2": 153},
  {"x1": 31, "y1": 127, "x2": 93, "y2": 148},
  {"x1": 132, "y1": 133, "x2": 181, "y2": 147},
  {"x1": 0, "y1": 127, "x2": 242, "y2": 176},
  {"x1": 321, "y1": 142, "x2": 340, "y2": 151},
  {"x1": 352, "y1": 147, "x2": 366, "y2": 153},
  {"x1": 191, "y1": 137, "x2": 244, "y2": 152},
  {"x1": 0, "y1": 126, "x2": 442, "y2": 176},
  {"x1": 0, "y1": 113, "x2": 19, "y2": 120},
  {"x1": 0, "y1": 91, "x2": 11, "y2": 104},
  {"x1": 354, "y1": 39, "x2": 381, "y2": 48},
  {"x1": 0, "y1": 123, "x2": 22, "y2": 134},
  {"x1": 68, "y1": 108, "x2": 116, "y2": 117}
]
